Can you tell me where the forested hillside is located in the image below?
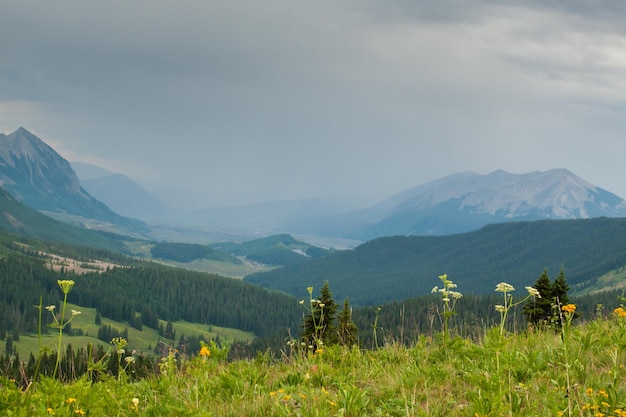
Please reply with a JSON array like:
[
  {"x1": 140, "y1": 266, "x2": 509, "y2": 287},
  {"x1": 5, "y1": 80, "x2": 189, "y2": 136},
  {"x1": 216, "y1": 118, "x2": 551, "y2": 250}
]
[
  {"x1": 245, "y1": 218, "x2": 626, "y2": 306},
  {"x1": 0, "y1": 233, "x2": 300, "y2": 343}
]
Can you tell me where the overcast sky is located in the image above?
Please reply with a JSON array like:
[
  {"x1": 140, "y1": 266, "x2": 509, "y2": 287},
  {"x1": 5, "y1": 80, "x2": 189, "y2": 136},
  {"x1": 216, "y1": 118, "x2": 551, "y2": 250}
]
[{"x1": 1, "y1": 1, "x2": 625, "y2": 208}]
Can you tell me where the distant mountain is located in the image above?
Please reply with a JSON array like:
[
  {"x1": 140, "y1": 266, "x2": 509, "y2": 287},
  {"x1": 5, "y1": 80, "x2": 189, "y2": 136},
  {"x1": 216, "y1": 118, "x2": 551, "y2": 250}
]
[
  {"x1": 305, "y1": 169, "x2": 626, "y2": 239},
  {"x1": 245, "y1": 217, "x2": 626, "y2": 306},
  {"x1": 209, "y1": 233, "x2": 336, "y2": 266},
  {"x1": 0, "y1": 128, "x2": 147, "y2": 234},
  {"x1": 72, "y1": 162, "x2": 172, "y2": 220}
]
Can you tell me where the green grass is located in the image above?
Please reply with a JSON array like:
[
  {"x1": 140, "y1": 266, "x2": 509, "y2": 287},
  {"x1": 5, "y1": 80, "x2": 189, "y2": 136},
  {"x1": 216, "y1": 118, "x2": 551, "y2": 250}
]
[
  {"x1": 3, "y1": 314, "x2": 626, "y2": 416},
  {"x1": 12, "y1": 303, "x2": 254, "y2": 359}
]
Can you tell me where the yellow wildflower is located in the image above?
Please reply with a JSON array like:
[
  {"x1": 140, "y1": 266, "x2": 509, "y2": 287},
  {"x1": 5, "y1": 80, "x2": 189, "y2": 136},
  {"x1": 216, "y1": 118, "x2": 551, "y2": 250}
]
[
  {"x1": 74, "y1": 409, "x2": 85, "y2": 416},
  {"x1": 199, "y1": 346, "x2": 211, "y2": 357},
  {"x1": 65, "y1": 398, "x2": 77, "y2": 405},
  {"x1": 46, "y1": 408, "x2": 55, "y2": 415},
  {"x1": 57, "y1": 280, "x2": 75, "y2": 294},
  {"x1": 614, "y1": 307, "x2": 626, "y2": 317},
  {"x1": 562, "y1": 304, "x2": 576, "y2": 314}
]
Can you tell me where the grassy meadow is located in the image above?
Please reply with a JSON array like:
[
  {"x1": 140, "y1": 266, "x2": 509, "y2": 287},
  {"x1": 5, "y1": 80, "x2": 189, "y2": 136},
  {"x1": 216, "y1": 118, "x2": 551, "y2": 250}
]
[
  {"x1": 11, "y1": 303, "x2": 254, "y2": 360},
  {"x1": 2, "y1": 305, "x2": 626, "y2": 416}
]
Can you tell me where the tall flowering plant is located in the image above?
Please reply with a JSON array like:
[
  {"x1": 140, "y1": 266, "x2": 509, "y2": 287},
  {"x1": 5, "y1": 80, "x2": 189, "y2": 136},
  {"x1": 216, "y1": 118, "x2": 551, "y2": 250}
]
[
  {"x1": 495, "y1": 282, "x2": 540, "y2": 336},
  {"x1": 432, "y1": 274, "x2": 463, "y2": 339}
]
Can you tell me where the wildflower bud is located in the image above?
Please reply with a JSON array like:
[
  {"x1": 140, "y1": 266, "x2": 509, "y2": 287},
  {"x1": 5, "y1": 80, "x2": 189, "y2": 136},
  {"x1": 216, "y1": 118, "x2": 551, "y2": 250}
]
[
  {"x1": 299, "y1": 300, "x2": 305, "y2": 305},
  {"x1": 45, "y1": 305, "x2": 56, "y2": 312}
]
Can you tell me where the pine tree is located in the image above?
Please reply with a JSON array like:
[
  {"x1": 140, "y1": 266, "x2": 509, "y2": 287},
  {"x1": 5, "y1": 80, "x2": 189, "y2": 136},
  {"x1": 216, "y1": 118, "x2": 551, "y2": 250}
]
[
  {"x1": 302, "y1": 281, "x2": 338, "y2": 349},
  {"x1": 337, "y1": 298, "x2": 358, "y2": 346},
  {"x1": 551, "y1": 267, "x2": 570, "y2": 306},
  {"x1": 523, "y1": 269, "x2": 554, "y2": 326}
]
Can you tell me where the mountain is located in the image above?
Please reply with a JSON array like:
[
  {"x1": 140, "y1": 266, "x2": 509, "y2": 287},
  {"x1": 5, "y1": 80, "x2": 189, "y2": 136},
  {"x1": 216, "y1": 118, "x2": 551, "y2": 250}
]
[
  {"x1": 245, "y1": 217, "x2": 626, "y2": 306},
  {"x1": 72, "y1": 162, "x2": 172, "y2": 220},
  {"x1": 0, "y1": 128, "x2": 147, "y2": 235},
  {"x1": 304, "y1": 169, "x2": 626, "y2": 240}
]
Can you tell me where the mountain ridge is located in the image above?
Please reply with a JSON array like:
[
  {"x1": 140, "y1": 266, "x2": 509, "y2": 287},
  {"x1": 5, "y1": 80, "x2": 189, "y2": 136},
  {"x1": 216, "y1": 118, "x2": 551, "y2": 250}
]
[
  {"x1": 303, "y1": 168, "x2": 626, "y2": 239},
  {"x1": 0, "y1": 128, "x2": 148, "y2": 235}
]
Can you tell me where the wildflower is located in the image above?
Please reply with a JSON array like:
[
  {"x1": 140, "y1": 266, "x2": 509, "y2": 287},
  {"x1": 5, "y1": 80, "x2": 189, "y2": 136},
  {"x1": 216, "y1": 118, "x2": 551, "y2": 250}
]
[
  {"x1": 45, "y1": 305, "x2": 56, "y2": 312},
  {"x1": 57, "y1": 279, "x2": 75, "y2": 294},
  {"x1": 525, "y1": 286, "x2": 541, "y2": 298},
  {"x1": 562, "y1": 304, "x2": 577, "y2": 314},
  {"x1": 269, "y1": 391, "x2": 277, "y2": 397},
  {"x1": 71, "y1": 309, "x2": 81, "y2": 316},
  {"x1": 586, "y1": 388, "x2": 594, "y2": 396},
  {"x1": 199, "y1": 346, "x2": 211, "y2": 357},
  {"x1": 318, "y1": 303, "x2": 325, "y2": 308},
  {"x1": 495, "y1": 282, "x2": 515, "y2": 293},
  {"x1": 46, "y1": 408, "x2": 55, "y2": 415},
  {"x1": 282, "y1": 395, "x2": 291, "y2": 401},
  {"x1": 495, "y1": 304, "x2": 506, "y2": 313},
  {"x1": 132, "y1": 398, "x2": 139, "y2": 407},
  {"x1": 74, "y1": 409, "x2": 85, "y2": 416},
  {"x1": 125, "y1": 356, "x2": 136, "y2": 364},
  {"x1": 449, "y1": 291, "x2": 463, "y2": 299},
  {"x1": 299, "y1": 300, "x2": 305, "y2": 305},
  {"x1": 431, "y1": 286, "x2": 439, "y2": 293},
  {"x1": 66, "y1": 398, "x2": 77, "y2": 405},
  {"x1": 614, "y1": 307, "x2": 626, "y2": 317}
]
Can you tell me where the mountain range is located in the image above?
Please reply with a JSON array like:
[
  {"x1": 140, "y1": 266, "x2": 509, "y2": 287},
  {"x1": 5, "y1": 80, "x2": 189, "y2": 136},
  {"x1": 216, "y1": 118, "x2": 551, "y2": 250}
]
[
  {"x1": 3, "y1": 127, "x2": 626, "y2": 246},
  {"x1": 295, "y1": 169, "x2": 626, "y2": 240}
]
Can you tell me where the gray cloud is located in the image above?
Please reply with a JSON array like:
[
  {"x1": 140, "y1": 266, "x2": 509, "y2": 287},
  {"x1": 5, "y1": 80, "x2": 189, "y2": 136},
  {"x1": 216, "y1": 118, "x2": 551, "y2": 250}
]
[{"x1": 1, "y1": 1, "x2": 626, "y2": 207}]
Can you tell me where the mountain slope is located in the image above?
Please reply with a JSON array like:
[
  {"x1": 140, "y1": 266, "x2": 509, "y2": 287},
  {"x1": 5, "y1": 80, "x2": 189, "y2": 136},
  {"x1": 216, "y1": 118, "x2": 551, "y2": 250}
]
[
  {"x1": 0, "y1": 128, "x2": 147, "y2": 233},
  {"x1": 72, "y1": 161, "x2": 172, "y2": 220},
  {"x1": 307, "y1": 169, "x2": 626, "y2": 239},
  {"x1": 245, "y1": 217, "x2": 626, "y2": 306},
  {"x1": 0, "y1": 186, "x2": 129, "y2": 252}
]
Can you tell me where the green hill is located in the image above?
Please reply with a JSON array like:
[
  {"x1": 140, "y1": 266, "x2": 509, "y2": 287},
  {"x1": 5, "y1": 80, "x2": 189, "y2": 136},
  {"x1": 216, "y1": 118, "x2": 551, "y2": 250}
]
[
  {"x1": 245, "y1": 217, "x2": 626, "y2": 306},
  {"x1": 210, "y1": 233, "x2": 335, "y2": 266}
]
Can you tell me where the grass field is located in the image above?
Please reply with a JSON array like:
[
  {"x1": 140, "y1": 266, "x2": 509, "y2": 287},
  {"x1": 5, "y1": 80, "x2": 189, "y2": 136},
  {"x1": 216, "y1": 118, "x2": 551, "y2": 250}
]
[
  {"x1": 11, "y1": 303, "x2": 254, "y2": 359},
  {"x1": 3, "y1": 310, "x2": 626, "y2": 416}
]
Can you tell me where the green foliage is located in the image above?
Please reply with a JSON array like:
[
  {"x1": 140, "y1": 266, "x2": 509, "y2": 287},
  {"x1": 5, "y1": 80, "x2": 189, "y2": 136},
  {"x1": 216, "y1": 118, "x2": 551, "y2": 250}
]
[
  {"x1": 2, "y1": 315, "x2": 626, "y2": 415},
  {"x1": 210, "y1": 233, "x2": 334, "y2": 266},
  {"x1": 150, "y1": 242, "x2": 240, "y2": 264},
  {"x1": 301, "y1": 282, "x2": 338, "y2": 350},
  {"x1": 245, "y1": 218, "x2": 626, "y2": 305}
]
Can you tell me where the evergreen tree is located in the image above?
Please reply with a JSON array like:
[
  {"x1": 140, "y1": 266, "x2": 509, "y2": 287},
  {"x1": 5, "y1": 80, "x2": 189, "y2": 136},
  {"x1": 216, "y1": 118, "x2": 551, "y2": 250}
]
[
  {"x1": 337, "y1": 298, "x2": 358, "y2": 346},
  {"x1": 551, "y1": 267, "x2": 570, "y2": 306},
  {"x1": 5, "y1": 335, "x2": 13, "y2": 355},
  {"x1": 523, "y1": 269, "x2": 554, "y2": 326},
  {"x1": 302, "y1": 281, "x2": 338, "y2": 349}
]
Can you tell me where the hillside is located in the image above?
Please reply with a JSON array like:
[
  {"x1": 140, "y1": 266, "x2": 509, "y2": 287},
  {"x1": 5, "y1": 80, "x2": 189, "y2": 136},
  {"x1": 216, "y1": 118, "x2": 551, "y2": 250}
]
[
  {"x1": 209, "y1": 233, "x2": 336, "y2": 266},
  {"x1": 0, "y1": 232, "x2": 301, "y2": 348},
  {"x1": 245, "y1": 217, "x2": 626, "y2": 306},
  {"x1": 0, "y1": 186, "x2": 130, "y2": 253}
]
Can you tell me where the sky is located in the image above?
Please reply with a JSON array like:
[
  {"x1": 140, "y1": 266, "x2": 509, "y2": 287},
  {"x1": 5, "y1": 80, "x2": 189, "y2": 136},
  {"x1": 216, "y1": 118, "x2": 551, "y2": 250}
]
[{"x1": 1, "y1": 1, "x2": 626, "y2": 209}]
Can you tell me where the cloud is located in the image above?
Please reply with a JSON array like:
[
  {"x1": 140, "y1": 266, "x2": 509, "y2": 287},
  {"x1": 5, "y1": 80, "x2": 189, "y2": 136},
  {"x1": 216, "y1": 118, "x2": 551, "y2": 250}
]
[{"x1": 1, "y1": 1, "x2": 626, "y2": 206}]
